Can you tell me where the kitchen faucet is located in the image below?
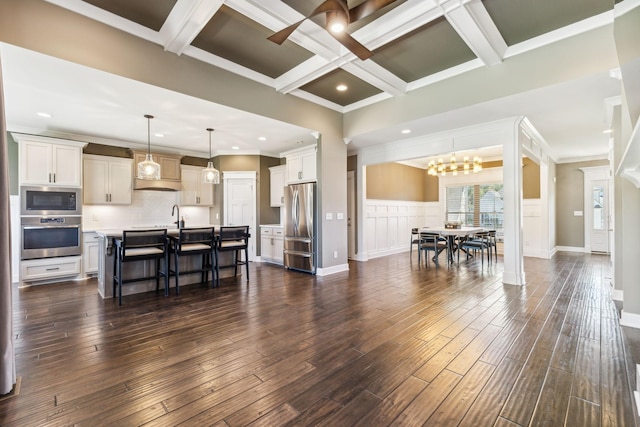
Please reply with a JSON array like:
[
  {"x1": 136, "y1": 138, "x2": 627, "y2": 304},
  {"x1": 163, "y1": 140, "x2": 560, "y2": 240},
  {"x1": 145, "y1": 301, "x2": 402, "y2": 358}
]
[{"x1": 171, "y1": 204, "x2": 180, "y2": 229}]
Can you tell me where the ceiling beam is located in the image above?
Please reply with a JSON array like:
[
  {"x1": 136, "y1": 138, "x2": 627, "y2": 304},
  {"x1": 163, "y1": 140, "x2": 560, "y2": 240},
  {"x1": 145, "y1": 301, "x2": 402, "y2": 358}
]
[
  {"x1": 440, "y1": 0, "x2": 506, "y2": 66},
  {"x1": 161, "y1": 0, "x2": 224, "y2": 55}
]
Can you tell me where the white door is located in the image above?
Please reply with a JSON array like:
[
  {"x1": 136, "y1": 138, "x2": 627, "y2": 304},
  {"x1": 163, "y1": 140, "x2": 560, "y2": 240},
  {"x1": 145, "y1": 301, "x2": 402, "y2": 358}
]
[
  {"x1": 223, "y1": 172, "x2": 256, "y2": 261},
  {"x1": 590, "y1": 179, "x2": 609, "y2": 253}
]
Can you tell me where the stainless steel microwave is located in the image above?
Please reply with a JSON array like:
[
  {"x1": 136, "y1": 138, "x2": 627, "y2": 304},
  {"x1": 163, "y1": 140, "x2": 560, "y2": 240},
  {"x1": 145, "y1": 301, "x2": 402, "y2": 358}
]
[{"x1": 20, "y1": 186, "x2": 82, "y2": 216}]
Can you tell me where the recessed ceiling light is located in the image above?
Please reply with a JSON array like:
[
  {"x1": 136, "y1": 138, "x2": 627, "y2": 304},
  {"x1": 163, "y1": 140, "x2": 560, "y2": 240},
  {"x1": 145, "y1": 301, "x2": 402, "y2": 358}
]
[
  {"x1": 37, "y1": 112, "x2": 52, "y2": 118},
  {"x1": 258, "y1": 136, "x2": 267, "y2": 141},
  {"x1": 401, "y1": 129, "x2": 411, "y2": 134},
  {"x1": 231, "y1": 146, "x2": 240, "y2": 150},
  {"x1": 154, "y1": 133, "x2": 165, "y2": 138},
  {"x1": 336, "y1": 84, "x2": 348, "y2": 92},
  {"x1": 602, "y1": 129, "x2": 612, "y2": 134}
]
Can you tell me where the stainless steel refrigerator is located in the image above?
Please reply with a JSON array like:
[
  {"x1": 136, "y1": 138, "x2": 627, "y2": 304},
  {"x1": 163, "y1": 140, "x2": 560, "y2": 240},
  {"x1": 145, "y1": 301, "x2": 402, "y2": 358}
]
[{"x1": 284, "y1": 182, "x2": 317, "y2": 274}]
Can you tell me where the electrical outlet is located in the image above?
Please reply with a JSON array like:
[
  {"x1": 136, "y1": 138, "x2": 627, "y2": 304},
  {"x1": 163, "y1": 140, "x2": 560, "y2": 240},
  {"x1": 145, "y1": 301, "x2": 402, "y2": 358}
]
[
  {"x1": 216, "y1": 213, "x2": 219, "y2": 219},
  {"x1": 333, "y1": 250, "x2": 338, "y2": 258}
]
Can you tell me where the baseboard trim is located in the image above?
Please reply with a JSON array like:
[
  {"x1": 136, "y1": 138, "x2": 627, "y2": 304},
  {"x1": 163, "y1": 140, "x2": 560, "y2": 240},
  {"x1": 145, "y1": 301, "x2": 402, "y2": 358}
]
[
  {"x1": 612, "y1": 289, "x2": 624, "y2": 302},
  {"x1": 555, "y1": 246, "x2": 586, "y2": 253},
  {"x1": 620, "y1": 310, "x2": 640, "y2": 329},
  {"x1": 316, "y1": 263, "x2": 349, "y2": 276}
]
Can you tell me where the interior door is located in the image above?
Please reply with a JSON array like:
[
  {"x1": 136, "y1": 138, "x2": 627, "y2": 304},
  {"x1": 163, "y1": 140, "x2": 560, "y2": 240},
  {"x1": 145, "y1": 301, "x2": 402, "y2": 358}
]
[
  {"x1": 590, "y1": 179, "x2": 609, "y2": 253},
  {"x1": 347, "y1": 171, "x2": 355, "y2": 259},
  {"x1": 224, "y1": 175, "x2": 256, "y2": 260}
]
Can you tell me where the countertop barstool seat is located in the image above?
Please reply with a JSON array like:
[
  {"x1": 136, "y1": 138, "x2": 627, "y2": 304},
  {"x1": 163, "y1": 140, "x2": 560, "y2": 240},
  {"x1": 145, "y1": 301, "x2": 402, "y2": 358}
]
[
  {"x1": 168, "y1": 227, "x2": 216, "y2": 293},
  {"x1": 113, "y1": 229, "x2": 169, "y2": 305},
  {"x1": 215, "y1": 226, "x2": 250, "y2": 286}
]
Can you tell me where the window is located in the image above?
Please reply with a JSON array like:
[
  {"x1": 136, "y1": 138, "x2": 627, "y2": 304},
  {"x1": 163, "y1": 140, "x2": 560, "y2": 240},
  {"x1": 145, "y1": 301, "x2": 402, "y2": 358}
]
[{"x1": 446, "y1": 184, "x2": 504, "y2": 232}]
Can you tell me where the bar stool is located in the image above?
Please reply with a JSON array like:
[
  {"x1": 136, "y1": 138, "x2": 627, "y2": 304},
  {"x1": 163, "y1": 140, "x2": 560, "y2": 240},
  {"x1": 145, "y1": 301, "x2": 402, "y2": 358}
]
[
  {"x1": 113, "y1": 229, "x2": 169, "y2": 305},
  {"x1": 168, "y1": 227, "x2": 216, "y2": 293},
  {"x1": 215, "y1": 225, "x2": 250, "y2": 285}
]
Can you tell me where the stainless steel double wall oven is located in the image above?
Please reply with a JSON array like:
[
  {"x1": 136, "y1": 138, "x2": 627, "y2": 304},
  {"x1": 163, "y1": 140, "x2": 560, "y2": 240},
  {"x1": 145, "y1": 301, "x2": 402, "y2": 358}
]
[{"x1": 20, "y1": 186, "x2": 82, "y2": 260}]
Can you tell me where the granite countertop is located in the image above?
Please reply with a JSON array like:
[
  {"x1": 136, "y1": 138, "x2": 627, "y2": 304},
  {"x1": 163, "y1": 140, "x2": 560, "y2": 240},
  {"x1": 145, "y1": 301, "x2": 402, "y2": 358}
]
[{"x1": 260, "y1": 224, "x2": 283, "y2": 227}]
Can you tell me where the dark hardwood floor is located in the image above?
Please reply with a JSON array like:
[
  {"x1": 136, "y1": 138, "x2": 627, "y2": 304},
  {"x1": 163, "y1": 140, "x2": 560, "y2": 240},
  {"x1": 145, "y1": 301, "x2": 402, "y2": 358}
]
[{"x1": 1, "y1": 252, "x2": 638, "y2": 426}]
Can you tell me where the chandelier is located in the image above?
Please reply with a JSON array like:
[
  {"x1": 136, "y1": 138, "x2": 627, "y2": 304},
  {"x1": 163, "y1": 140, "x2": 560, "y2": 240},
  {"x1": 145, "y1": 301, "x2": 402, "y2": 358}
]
[{"x1": 427, "y1": 154, "x2": 482, "y2": 177}]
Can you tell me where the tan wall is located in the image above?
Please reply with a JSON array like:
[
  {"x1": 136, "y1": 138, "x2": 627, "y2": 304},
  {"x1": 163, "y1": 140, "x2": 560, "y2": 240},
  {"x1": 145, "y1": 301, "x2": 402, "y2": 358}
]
[
  {"x1": 366, "y1": 163, "x2": 428, "y2": 201},
  {"x1": 364, "y1": 158, "x2": 539, "y2": 202},
  {"x1": 555, "y1": 159, "x2": 608, "y2": 248}
]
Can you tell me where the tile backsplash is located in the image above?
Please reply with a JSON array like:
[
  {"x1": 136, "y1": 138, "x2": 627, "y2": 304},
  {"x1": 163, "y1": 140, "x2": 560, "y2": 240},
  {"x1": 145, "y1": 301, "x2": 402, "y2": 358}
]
[{"x1": 82, "y1": 191, "x2": 214, "y2": 231}]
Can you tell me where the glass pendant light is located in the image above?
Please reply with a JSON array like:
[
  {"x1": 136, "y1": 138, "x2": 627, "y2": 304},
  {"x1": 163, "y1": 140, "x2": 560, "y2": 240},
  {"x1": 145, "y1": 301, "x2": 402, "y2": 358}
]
[
  {"x1": 137, "y1": 114, "x2": 161, "y2": 180},
  {"x1": 202, "y1": 128, "x2": 220, "y2": 184}
]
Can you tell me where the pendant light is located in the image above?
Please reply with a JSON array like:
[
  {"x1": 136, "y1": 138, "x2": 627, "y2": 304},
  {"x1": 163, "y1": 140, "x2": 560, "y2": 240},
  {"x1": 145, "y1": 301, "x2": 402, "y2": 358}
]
[
  {"x1": 137, "y1": 114, "x2": 161, "y2": 180},
  {"x1": 202, "y1": 128, "x2": 220, "y2": 184}
]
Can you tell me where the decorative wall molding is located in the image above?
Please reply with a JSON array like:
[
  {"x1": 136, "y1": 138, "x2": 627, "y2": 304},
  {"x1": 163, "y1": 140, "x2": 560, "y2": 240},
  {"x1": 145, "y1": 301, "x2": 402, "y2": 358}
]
[{"x1": 364, "y1": 200, "x2": 439, "y2": 259}]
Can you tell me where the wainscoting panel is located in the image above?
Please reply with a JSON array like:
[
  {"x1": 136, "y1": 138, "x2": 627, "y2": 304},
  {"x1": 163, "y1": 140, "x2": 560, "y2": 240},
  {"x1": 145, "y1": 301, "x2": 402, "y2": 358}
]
[
  {"x1": 523, "y1": 199, "x2": 544, "y2": 258},
  {"x1": 365, "y1": 200, "x2": 440, "y2": 259}
]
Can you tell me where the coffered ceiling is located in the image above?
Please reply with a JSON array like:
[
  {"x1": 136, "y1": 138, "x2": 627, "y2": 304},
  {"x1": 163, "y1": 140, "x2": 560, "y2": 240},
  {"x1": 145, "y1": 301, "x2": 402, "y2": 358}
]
[{"x1": 0, "y1": 0, "x2": 626, "y2": 162}]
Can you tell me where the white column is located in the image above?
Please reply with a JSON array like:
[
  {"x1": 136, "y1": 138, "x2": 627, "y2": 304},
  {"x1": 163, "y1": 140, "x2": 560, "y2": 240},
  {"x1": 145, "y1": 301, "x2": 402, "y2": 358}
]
[
  {"x1": 354, "y1": 156, "x2": 368, "y2": 261},
  {"x1": 502, "y1": 120, "x2": 526, "y2": 285}
]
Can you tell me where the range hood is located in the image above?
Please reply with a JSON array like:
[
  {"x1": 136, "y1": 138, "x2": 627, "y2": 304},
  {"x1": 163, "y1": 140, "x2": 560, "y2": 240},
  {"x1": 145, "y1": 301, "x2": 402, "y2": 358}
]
[{"x1": 134, "y1": 178, "x2": 182, "y2": 191}]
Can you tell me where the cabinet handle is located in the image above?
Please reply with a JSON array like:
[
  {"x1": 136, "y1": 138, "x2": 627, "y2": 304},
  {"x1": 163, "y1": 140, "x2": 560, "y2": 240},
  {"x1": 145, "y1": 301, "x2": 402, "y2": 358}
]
[
  {"x1": 46, "y1": 267, "x2": 60, "y2": 271},
  {"x1": 271, "y1": 238, "x2": 274, "y2": 245},
  {"x1": 49, "y1": 173, "x2": 52, "y2": 183},
  {"x1": 298, "y1": 171, "x2": 302, "y2": 180},
  {"x1": 109, "y1": 194, "x2": 112, "y2": 202},
  {"x1": 53, "y1": 173, "x2": 56, "y2": 183},
  {"x1": 281, "y1": 196, "x2": 284, "y2": 203}
]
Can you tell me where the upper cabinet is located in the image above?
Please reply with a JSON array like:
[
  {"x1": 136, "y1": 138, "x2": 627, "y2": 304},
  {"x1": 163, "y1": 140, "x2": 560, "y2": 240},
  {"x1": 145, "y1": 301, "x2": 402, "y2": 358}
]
[
  {"x1": 180, "y1": 165, "x2": 214, "y2": 206},
  {"x1": 83, "y1": 155, "x2": 132, "y2": 205},
  {"x1": 16, "y1": 134, "x2": 84, "y2": 187},
  {"x1": 269, "y1": 165, "x2": 286, "y2": 207},
  {"x1": 284, "y1": 145, "x2": 317, "y2": 184},
  {"x1": 133, "y1": 151, "x2": 181, "y2": 181}
]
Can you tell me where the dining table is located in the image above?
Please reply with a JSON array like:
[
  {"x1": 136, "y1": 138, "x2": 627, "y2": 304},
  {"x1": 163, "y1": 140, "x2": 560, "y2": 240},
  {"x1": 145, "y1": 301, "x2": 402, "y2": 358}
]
[{"x1": 421, "y1": 226, "x2": 484, "y2": 264}]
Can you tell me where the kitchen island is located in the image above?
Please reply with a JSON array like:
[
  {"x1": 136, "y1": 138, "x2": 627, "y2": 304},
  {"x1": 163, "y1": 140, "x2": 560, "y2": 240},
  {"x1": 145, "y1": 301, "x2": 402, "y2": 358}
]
[{"x1": 94, "y1": 227, "x2": 240, "y2": 299}]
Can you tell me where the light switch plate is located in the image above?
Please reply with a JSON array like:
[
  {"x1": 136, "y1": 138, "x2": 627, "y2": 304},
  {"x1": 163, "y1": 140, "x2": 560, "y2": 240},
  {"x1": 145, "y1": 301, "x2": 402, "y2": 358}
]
[
  {"x1": 326, "y1": 212, "x2": 333, "y2": 220},
  {"x1": 336, "y1": 212, "x2": 344, "y2": 220}
]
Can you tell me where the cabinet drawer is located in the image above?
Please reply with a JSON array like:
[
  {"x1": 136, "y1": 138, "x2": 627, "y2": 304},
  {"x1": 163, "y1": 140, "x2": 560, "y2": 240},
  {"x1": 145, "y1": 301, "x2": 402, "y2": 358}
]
[
  {"x1": 21, "y1": 256, "x2": 81, "y2": 282},
  {"x1": 272, "y1": 228, "x2": 283, "y2": 237},
  {"x1": 261, "y1": 227, "x2": 272, "y2": 235}
]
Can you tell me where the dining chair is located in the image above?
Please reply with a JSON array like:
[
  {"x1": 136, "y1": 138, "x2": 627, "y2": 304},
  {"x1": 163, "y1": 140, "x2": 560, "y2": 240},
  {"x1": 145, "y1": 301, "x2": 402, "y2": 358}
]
[
  {"x1": 458, "y1": 231, "x2": 491, "y2": 267},
  {"x1": 410, "y1": 228, "x2": 421, "y2": 256},
  {"x1": 168, "y1": 227, "x2": 216, "y2": 293},
  {"x1": 113, "y1": 229, "x2": 169, "y2": 305},
  {"x1": 419, "y1": 231, "x2": 448, "y2": 268}
]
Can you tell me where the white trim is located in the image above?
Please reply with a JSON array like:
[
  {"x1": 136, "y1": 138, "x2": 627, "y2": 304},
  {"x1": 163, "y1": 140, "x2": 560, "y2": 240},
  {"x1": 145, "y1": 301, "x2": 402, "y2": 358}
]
[
  {"x1": 555, "y1": 246, "x2": 586, "y2": 253},
  {"x1": 620, "y1": 310, "x2": 640, "y2": 329},
  {"x1": 634, "y1": 391, "x2": 640, "y2": 417},
  {"x1": 223, "y1": 171, "x2": 257, "y2": 261},
  {"x1": 612, "y1": 289, "x2": 623, "y2": 302},
  {"x1": 316, "y1": 263, "x2": 349, "y2": 276}
]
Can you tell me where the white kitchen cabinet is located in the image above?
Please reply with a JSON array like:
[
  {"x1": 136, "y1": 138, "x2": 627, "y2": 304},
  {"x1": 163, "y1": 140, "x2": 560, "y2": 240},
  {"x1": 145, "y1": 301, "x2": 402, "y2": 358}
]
[
  {"x1": 260, "y1": 226, "x2": 284, "y2": 264},
  {"x1": 16, "y1": 135, "x2": 84, "y2": 187},
  {"x1": 269, "y1": 165, "x2": 286, "y2": 207},
  {"x1": 83, "y1": 155, "x2": 133, "y2": 205},
  {"x1": 83, "y1": 232, "x2": 100, "y2": 275},
  {"x1": 180, "y1": 165, "x2": 214, "y2": 206},
  {"x1": 285, "y1": 146, "x2": 316, "y2": 184},
  {"x1": 21, "y1": 256, "x2": 82, "y2": 282}
]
